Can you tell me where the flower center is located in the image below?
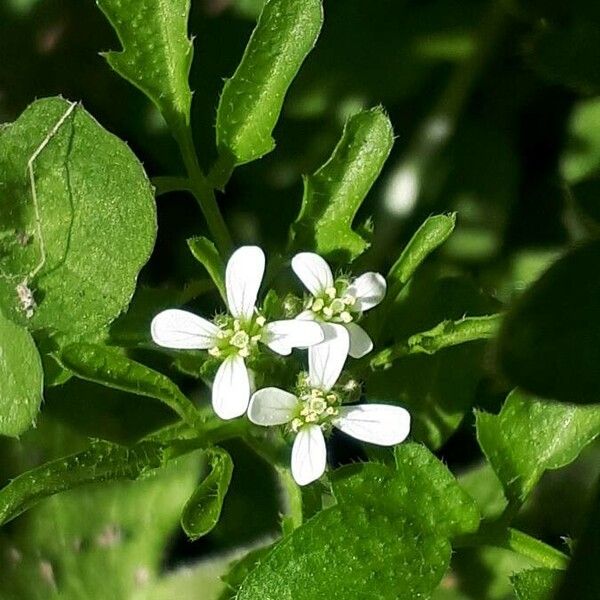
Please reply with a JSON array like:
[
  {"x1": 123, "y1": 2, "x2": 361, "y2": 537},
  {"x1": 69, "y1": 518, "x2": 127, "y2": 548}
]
[
  {"x1": 306, "y1": 279, "x2": 357, "y2": 324},
  {"x1": 208, "y1": 315, "x2": 265, "y2": 359},
  {"x1": 290, "y1": 381, "x2": 342, "y2": 433}
]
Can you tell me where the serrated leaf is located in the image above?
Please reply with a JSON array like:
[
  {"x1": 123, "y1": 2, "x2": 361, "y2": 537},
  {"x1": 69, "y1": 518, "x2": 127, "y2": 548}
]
[
  {"x1": 511, "y1": 568, "x2": 561, "y2": 600},
  {"x1": 181, "y1": 446, "x2": 233, "y2": 541},
  {"x1": 236, "y1": 444, "x2": 479, "y2": 600},
  {"x1": 216, "y1": 0, "x2": 323, "y2": 167},
  {"x1": 0, "y1": 311, "x2": 43, "y2": 437},
  {"x1": 0, "y1": 419, "x2": 200, "y2": 600},
  {"x1": 0, "y1": 438, "x2": 170, "y2": 526},
  {"x1": 96, "y1": 0, "x2": 193, "y2": 136},
  {"x1": 0, "y1": 97, "x2": 156, "y2": 339},
  {"x1": 57, "y1": 343, "x2": 200, "y2": 429},
  {"x1": 476, "y1": 388, "x2": 600, "y2": 504},
  {"x1": 497, "y1": 239, "x2": 600, "y2": 404},
  {"x1": 290, "y1": 107, "x2": 394, "y2": 262}
]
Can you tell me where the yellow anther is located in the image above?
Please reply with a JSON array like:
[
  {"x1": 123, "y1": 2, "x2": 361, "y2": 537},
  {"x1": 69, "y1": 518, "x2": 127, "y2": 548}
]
[
  {"x1": 312, "y1": 298, "x2": 324, "y2": 312},
  {"x1": 256, "y1": 315, "x2": 266, "y2": 327},
  {"x1": 208, "y1": 346, "x2": 221, "y2": 357},
  {"x1": 340, "y1": 311, "x2": 353, "y2": 323},
  {"x1": 325, "y1": 287, "x2": 337, "y2": 299},
  {"x1": 342, "y1": 294, "x2": 356, "y2": 306},
  {"x1": 330, "y1": 298, "x2": 345, "y2": 313},
  {"x1": 322, "y1": 306, "x2": 333, "y2": 318}
]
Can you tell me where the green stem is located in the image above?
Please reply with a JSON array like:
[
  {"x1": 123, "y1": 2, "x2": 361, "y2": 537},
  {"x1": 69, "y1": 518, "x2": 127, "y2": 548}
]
[
  {"x1": 457, "y1": 525, "x2": 569, "y2": 570},
  {"x1": 276, "y1": 466, "x2": 304, "y2": 533},
  {"x1": 152, "y1": 175, "x2": 192, "y2": 195},
  {"x1": 176, "y1": 127, "x2": 233, "y2": 256},
  {"x1": 370, "y1": 313, "x2": 502, "y2": 369}
]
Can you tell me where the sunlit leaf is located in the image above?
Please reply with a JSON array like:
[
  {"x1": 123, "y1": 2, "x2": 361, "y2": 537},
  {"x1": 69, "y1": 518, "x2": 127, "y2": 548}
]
[
  {"x1": 57, "y1": 343, "x2": 200, "y2": 429},
  {"x1": 96, "y1": 0, "x2": 193, "y2": 137},
  {"x1": 291, "y1": 107, "x2": 393, "y2": 262},
  {"x1": 0, "y1": 311, "x2": 43, "y2": 436},
  {"x1": 0, "y1": 97, "x2": 156, "y2": 339},
  {"x1": 216, "y1": 0, "x2": 323, "y2": 169},
  {"x1": 236, "y1": 444, "x2": 479, "y2": 599},
  {"x1": 476, "y1": 388, "x2": 600, "y2": 504},
  {"x1": 511, "y1": 568, "x2": 561, "y2": 600}
]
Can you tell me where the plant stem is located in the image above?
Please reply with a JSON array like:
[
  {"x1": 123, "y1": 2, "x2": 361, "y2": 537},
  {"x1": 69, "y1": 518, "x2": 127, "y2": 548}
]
[
  {"x1": 370, "y1": 313, "x2": 502, "y2": 369},
  {"x1": 276, "y1": 466, "x2": 304, "y2": 532},
  {"x1": 456, "y1": 525, "x2": 569, "y2": 570},
  {"x1": 152, "y1": 175, "x2": 192, "y2": 195},
  {"x1": 176, "y1": 127, "x2": 233, "y2": 256}
]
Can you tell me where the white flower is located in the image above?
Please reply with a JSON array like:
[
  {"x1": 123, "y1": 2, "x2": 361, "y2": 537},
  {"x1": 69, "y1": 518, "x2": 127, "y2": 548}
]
[
  {"x1": 291, "y1": 252, "x2": 386, "y2": 359},
  {"x1": 247, "y1": 324, "x2": 411, "y2": 485},
  {"x1": 151, "y1": 246, "x2": 324, "y2": 420}
]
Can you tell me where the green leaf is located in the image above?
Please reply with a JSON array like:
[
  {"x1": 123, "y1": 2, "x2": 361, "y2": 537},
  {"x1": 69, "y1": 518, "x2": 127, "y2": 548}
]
[
  {"x1": 290, "y1": 107, "x2": 394, "y2": 262},
  {"x1": 476, "y1": 388, "x2": 600, "y2": 504},
  {"x1": 96, "y1": 0, "x2": 193, "y2": 136},
  {"x1": 0, "y1": 97, "x2": 156, "y2": 339},
  {"x1": 0, "y1": 438, "x2": 170, "y2": 526},
  {"x1": 0, "y1": 419, "x2": 200, "y2": 600},
  {"x1": 512, "y1": 569, "x2": 561, "y2": 600},
  {"x1": 216, "y1": 0, "x2": 323, "y2": 168},
  {"x1": 236, "y1": 444, "x2": 479, "y2": 600},
  {"x1": 561, "y1": 97, "x2": 600, "y2": 183},
  {"x1": 0, "y1": 311, "x2": 43, "y2": 437},
  {"x1": 387, "y1": 213, "x2": 456, "y2": 296},
  {"x1": 56, "y1": 343, "x2": 200, "y2": 429},
  {"x1": 497, "y1": 239, "x2": 600, "y2": 404},
  {"x1": 187, "y1": 236, "x2": 226, "y2": 301},
  {"x1": 181, "y1": 447, "x2": 233, "y2": 541}
]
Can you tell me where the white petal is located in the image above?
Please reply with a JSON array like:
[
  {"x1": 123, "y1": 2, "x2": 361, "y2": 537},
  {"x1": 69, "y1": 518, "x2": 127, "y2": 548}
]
[
  {"x1": 333, "y1": 404, "x2": 411, "y2": 446},
  {"x1": 212, "y1": 355, "x2": 250, "y2": 420},
  {"x1": 295, "y1": 309, "x2": 317, "y2": 321},
  {"x1": 226, "y1": 246, "x2": 265, "y2": 320},
  {"x1": 346, "y1": 323, "x2": 373, "y2": 358},
  {"x1": 262, "y1": 320, "x2": 324, "y2": 355},
  {"x1": 151, "y1": 309, "x2": 218, "y2": 349},
  {"x1": 308, "y1": 323, "x2": 349, "y2": 391},
  {"x1": 291, "y1": 425, "x2": 327, "y2": 486},
  {"x1": 346, "y1": 272, "x2": 387, "y2": 311},
  {"x1": 291, "y1": 252, "x2": 334, "y2": 296},
  {"x1": 248, "y1": 387, "x2": 299, "y2": 426}
]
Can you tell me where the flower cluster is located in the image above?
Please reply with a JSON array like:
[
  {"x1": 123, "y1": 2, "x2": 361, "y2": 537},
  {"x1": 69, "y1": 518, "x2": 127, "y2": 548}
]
[{"x1": 151, "y1": 246, "x2": 410, "y2": 485}]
